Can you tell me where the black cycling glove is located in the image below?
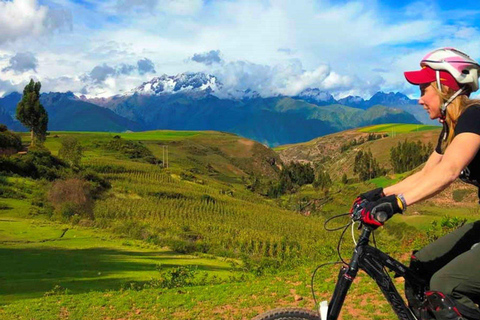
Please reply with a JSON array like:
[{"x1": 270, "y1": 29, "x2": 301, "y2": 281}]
[{"x1": 350, "y1": 187, "x2": 385, "y2": 214}]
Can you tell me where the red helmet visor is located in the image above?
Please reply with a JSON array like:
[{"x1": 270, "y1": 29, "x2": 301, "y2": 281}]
[{"x1": 404, "y1": 66, "x2": 460, "y2": 91}]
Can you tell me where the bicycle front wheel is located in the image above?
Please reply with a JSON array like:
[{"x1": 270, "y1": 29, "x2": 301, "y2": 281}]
[{"x1": 252, "y1": 308, "x2": 320, "y2": 320}]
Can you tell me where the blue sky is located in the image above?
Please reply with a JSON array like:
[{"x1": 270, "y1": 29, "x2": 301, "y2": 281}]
[{"x1": 1, "y1": 0, "x2": 480, "y2": 99}]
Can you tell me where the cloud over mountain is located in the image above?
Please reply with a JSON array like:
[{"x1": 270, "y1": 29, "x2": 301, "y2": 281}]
[
  {"x1": 191, "y1": 50, "x2": 222, "y2": 66},
  {"x1": 137, "y1": 58, "x2": 156, "y2": 75},
  {"x1": 81, "y1": 58, "x2": 157, "y2": 84}
]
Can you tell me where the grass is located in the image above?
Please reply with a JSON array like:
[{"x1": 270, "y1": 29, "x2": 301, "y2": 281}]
[
  {"x1": 3, "y1": 127, "x2": 478, "y2": 319},
  {"x1": 0, "y1": 200, "x2": 235, "y2": 305}
]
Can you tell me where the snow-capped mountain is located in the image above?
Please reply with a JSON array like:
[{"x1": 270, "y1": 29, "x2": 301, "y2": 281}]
[
  {"x1": 133, "y1": 73, "x2": 222, "y2": 96},
  {"x1": 337, "y1": 95, "x2": 366, "y2": 108},
  {"x1": 295, "y1": 88, "x2": 336, "y2": 105}
]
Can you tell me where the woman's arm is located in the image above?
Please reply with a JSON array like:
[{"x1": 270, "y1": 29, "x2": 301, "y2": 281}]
[
  {"x1": 402, "y1": 132, "x2": 480, "y2": 205},
  {"x1": 383, "y1": 151, "x2": 443, "y2": 196}
]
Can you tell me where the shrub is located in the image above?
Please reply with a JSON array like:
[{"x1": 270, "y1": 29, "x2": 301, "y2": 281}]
[
  {"x1": 155, "y1": 265, "x2": 197, "y2": 289},
  {"x1": 58, "y1": 137, "x2": 83, "y2": 167},
  {"x1": 425, "y1": 216, "x2": 467, "y2": 242},
  {"x1": 0, "y1": 149, "x2": 66, "y2": 180},
  {"x1": 103, "y1": 137, "x2": 158, "y2": 163},
  {"x1": 0, "y1": 127, "x2": 22, "y2": 152},
  {"x1": 44, "y1": 285, "x2": 69, "y2": 297},
  {"x1": 168, "y1": 239, "x2": 198, "y2": 254},
  {"x1": 48, "y1": 179, "x2": 94, "y2": 220},
  {"x1": 240, "y1": 256, "x2": 282, "y2": 276},
  {"x1": 78, "y1": 169, "x2": 111, "y2": 198}
]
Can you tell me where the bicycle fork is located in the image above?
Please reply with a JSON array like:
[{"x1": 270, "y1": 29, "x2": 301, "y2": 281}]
[{"x1": 323, "y1": 264, "x2": 359, "y2": 320}]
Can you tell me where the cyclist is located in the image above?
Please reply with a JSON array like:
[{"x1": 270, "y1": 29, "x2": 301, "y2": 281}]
[{"x1": 352, "y1": 48, "x2": 480, "y2": 320}]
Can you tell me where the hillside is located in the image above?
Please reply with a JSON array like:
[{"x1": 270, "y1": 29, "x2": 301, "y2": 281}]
[
  {"x1": 1, "y1": 127, "x2": 479, "y2": 319},
  {"x1": 276, "y1": 123, "x2": 441, "y2": 179},
  {"x1": 276, "y1": 123, "x2": 480, "y2": 215}
]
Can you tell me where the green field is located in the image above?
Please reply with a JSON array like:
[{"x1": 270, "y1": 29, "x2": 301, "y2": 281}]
[
  {"x1": 1, "y1": 127, "x2": 477, "y2": 319},
  {"x1": 358, "y1": 123, "x2": 440, "y2": 133}
]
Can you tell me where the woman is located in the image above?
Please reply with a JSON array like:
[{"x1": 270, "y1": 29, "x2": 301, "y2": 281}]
[{"x1": 353, "y1": 48, "x2": 480, "y2": 320}]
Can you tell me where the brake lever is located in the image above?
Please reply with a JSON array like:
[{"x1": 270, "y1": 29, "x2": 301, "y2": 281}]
[{"x1": 351, "y1": 199, "x2": 368, "y2": 223}]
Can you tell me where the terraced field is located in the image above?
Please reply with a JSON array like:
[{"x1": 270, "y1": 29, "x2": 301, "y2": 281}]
[{"x1": 1, "y1": 126, "x2": 478, "y2": 319}]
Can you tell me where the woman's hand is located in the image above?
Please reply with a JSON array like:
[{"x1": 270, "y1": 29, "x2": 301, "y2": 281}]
[
  {"x1": 350, "y1": 188, "x2": 385, "y2": 214},
  {"x1": 359, "y1": 195, "x2": 404, "y2": 228}
]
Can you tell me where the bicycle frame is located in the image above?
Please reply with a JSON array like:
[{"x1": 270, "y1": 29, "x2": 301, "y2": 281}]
[{"x1": 325, "y1": 226, "x2": 427, "y2": 320}]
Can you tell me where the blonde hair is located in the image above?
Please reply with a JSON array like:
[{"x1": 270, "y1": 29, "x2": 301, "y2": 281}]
[{"x1": 432, "y1": 82, "x2": 480, "y2": 152}]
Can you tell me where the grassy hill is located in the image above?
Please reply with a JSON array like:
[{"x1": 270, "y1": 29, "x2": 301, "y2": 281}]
[
  {"x1": 1, "y1": 126, "x2": 479, "y2": 319},
  {"x1": 276, "y1": 123, "x2": 442, "y2": 180}
]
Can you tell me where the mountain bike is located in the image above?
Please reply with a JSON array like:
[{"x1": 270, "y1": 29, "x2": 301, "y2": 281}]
[{"x1": 252, "y1": 207, "x2": 429, "y2": 320}]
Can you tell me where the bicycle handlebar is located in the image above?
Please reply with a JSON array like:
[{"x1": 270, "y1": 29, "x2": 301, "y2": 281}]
[
  {"x1": 351, "y1": 201, "x2": 389, "y2": 225},
  {"x1": 374, "y1": 211, "x2": 388, "y2": 223}
]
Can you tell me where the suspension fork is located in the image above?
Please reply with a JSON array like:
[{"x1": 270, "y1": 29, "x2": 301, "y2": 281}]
[
  {"x1": 326, "y1": 227, "x2": 372, "y2": 320},
  {"x1": 327, "y1": 263, "x2": 358, "y2": 319},
  {"x1": 327, "y1": 244, "x2": 363, "y2": 320}
]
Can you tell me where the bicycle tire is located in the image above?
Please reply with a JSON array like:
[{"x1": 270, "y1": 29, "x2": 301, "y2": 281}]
[{"x1": 252, "y1": 308, "x2": 321, "y2": 320}]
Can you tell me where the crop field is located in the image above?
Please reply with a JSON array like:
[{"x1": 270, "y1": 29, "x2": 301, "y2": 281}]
[
  {"x1": 2, "y1": 128, "x2": 478, "y2": 319},
  {"x1": 358, "y1": 123, "x2": 440, "y2": 134}
]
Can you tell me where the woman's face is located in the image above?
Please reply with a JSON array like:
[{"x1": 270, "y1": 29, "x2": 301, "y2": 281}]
[{"x1": 418, "y1": 83, "x2": 442, "y2": 119}]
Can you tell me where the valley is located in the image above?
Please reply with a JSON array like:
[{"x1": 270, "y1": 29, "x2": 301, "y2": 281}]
[{"x1": 1, "y1": 125, "x2": 478, "y2": 319}]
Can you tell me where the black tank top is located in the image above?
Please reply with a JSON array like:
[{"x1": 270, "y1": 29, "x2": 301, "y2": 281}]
[{"x1": 435, "y1": 105, "x2": 480, "y2": 199}]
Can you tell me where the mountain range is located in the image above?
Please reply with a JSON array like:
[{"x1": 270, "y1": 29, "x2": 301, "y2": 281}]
[{"x1": 0, "y1": 72, "x2": 433, "y2": 146}]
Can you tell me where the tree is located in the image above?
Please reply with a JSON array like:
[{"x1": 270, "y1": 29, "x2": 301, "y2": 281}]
[
  {"x1": 313, "y1": 170, "x2": 332, "y2": 190},
  {"x1": 58, "y1": 136, "x2": 83, "y2": 167},
  {"x1": 390, "y1": 139, "x2": 432, "y2": 173},
  {"x1": 16, "y1": 79, "x2": 48, "y2": 147},
  {"x1": 353, "y1": 149, "x2": 386, "y2": 181}
]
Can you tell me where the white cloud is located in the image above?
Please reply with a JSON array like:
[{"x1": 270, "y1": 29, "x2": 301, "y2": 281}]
[
  {"x1": 0, "y1": 0, "x2": 71, "y2": 45},
  {"x1": 209, "y1": 59, "x2": 378, "y2": 98},
  {"x1": 0, "y1": 79, "x2": 24, "y2": 97},
  {"x1": 2, "y1": 0, "x2": 480, "y2": 99},
  {"x1": 2, "y1": 52, "x2": 38, "y2": 73}
]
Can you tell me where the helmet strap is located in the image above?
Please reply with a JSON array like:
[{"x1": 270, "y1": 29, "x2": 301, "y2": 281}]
[
  {"x1": 442, "y1": 119, "x2": 449, "y2": 141},
  {"x1": 440, "y1": 87, "x2": 465, "y2": 117},
  {"x1": 436, "y1": 70, "x2": 442, "y2": 91}
]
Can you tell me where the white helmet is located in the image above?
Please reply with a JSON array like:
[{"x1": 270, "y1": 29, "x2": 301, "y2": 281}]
[
  {"x1": 421, "y1": 47, "x2": 480, "y2": 93},
  {"x1": 405, "y1": 48, "x2": 480, "y2": 116}
]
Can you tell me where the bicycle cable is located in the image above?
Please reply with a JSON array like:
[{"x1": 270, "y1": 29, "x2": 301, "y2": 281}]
[
  {"x1": 351, "y1": 221, "x2": 358, "y2": 246},
  {"x1": 311, "y1": 261, "x2": 343, "y2": 306},
  {"x1": 312, "y1": 210, "x2": 386, "y2": 308},
  {"x1": 311, "y1": 212, "x2": 353, "y2": 306},
  {"x1": 324, "y1": 213, "x2": 351, "y2": 231},
  {"x1": 337, "y1": 222, "x2": 352, "y2": 265}
]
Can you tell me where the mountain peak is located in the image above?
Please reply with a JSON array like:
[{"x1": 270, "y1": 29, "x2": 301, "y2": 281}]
[
  {"x1": 133, "y1": 72, "x2": 222, "y2": 96},
  {"x1": 369, "y1": 91, "x2": 414, "y2": 106},
  {"x1": 295, "y1": 88, "x2": 336, "y2": 105}
]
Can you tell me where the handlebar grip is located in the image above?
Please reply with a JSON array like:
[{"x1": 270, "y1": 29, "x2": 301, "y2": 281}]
[{"x1": 374, "y1": 211, "x2": 388, "y2": 223}]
